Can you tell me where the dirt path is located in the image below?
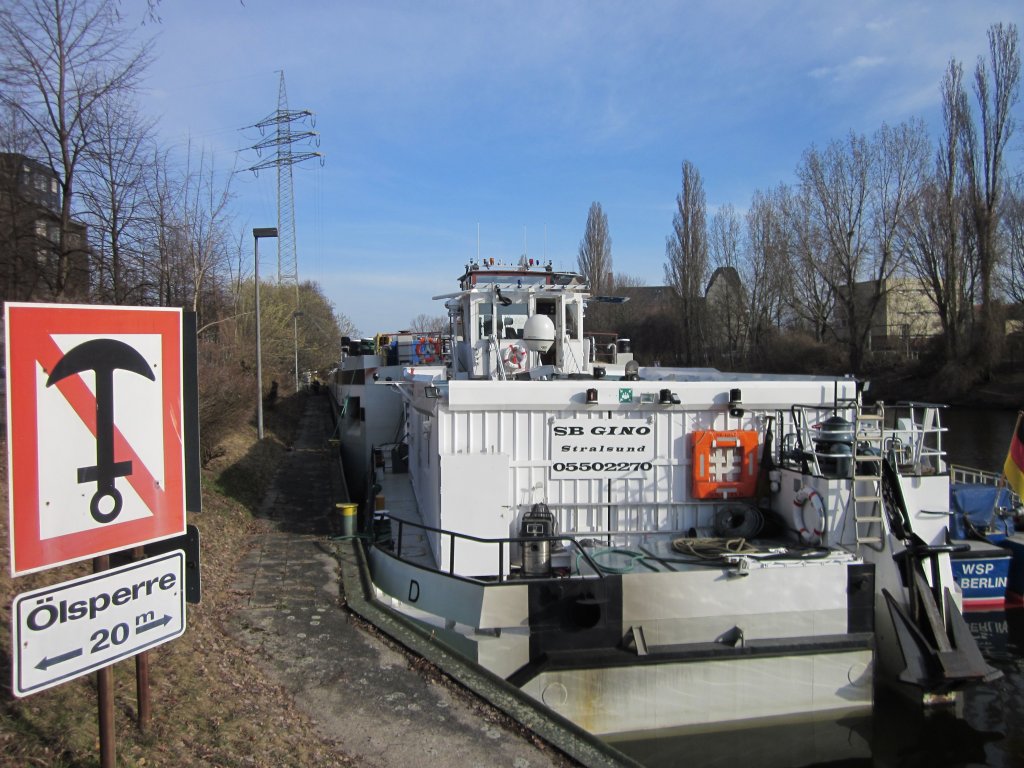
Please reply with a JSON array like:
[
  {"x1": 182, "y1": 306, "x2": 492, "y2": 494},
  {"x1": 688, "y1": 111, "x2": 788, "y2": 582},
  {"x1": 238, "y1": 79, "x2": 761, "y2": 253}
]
[{"x1": 227, "y1": 394, "x2": 570, "y2": 768}]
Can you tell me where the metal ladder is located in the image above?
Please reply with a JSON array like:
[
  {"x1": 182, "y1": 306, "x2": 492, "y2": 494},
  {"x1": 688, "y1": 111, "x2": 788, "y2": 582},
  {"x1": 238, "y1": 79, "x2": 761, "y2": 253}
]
[
  {"x1": 852, "y1": 404, "x2": 885, "y2": 549},
  {"x1": 439, "y1": 336, "x2": 454, "y2": 370}
]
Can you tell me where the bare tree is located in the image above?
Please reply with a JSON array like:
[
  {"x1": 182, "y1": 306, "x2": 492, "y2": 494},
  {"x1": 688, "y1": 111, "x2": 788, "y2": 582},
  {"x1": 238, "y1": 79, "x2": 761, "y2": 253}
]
[
  {"x1": 294, "y1": 280, "x2": 345, "y2": 375},
  {"x1": 797, "y1": 133, "x2": 872, "y2": 370},
  {"x1": 408, "y1": 313, "x2": 447, "y2": 333},
  {"x1": 962, "y1": 22, "x2": 1020, "y2": 373},
  {"x1": 0, "y1": 100, "x2": 38, "y2": 155},
  {"x1": 787, "y1": 186, "x2": 838, "y2": 342},
  {"x1": 78, "y1": 90, "x2": 156, "y2": 304},
  {"x1": 796, "y1": 121, "x2": 928, "y2": 371},
  {"x1": 1005, "y1": 178, "x2": 1024, "y2": 304},
  {"x1": 744, "y1": 185, "x2": 793, "y2": 346},
  {"x1": 577, "y1": 201, "x2": 612, "y2": 293},
  {"x1": 147, "y1": 144, "x2": 184, "y2": 307},
  {"x1": 710, "y1": 203, "x2": 742, "y2": 272},
  {"x1": 706, "y1": 203, "x2": 746, "y2": 363},
  {"x1": 232, "y1": 278, "x2": 343, "y2": 384},
  {"x1": 901, "y1": 60, "x2": 978, "y2": 361},
  {"x1": 0, "y1": 0, "x2": 151, "y2": 299},
  {"x1": 664, "y1": 160, "x2": 709, "y2": 365},
  {"x1": 180, "y1": 142, "x2": 234, "y2": 325},
  {"x1": 603, "y1": 271, "x2": 644, "y2": 331},
  {"x1": 873, "y1": 120, "x2": 931, "y2": 277}
]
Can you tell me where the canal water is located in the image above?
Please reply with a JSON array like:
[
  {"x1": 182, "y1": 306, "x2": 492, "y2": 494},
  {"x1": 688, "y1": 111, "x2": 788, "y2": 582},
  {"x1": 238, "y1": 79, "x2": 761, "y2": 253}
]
[{"x1": 612, "y1": 406, "x2": 1024, "y2": 768}]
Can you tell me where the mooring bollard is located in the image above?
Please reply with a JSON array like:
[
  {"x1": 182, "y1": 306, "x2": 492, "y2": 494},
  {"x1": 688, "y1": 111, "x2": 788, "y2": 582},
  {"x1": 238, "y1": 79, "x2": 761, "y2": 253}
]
[{"x1": 337, "y1": 502, "x2": 358, "y2": 537}]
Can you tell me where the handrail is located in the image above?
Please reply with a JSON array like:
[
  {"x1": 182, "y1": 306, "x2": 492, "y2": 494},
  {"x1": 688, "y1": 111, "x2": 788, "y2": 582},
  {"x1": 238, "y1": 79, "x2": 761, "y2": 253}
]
[
  {"x1": 384, "y1": 514, "x2": 682, "y2": 584},
  {"x1": 586, "y1": 332, "x2": 621, "y2": 364},
  {"x1": 950, "y1": 464, "x2": 1004, "y2": 485},
  {"x1": 949, "y1": 463, "x2": 1021, "y2": 508},
  {"x1": 779, "y1": 401, "x2": 949, "y2": 479},
  {"x1": 884, "y1": 401, "x2": 948, "y2": 475}
]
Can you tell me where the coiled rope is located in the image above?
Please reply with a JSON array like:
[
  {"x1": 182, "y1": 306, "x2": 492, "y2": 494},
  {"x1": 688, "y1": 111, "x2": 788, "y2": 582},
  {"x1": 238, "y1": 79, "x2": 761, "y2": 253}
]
[{"x1": 671, "y1": 537, "x2": 758, "y2": 559}]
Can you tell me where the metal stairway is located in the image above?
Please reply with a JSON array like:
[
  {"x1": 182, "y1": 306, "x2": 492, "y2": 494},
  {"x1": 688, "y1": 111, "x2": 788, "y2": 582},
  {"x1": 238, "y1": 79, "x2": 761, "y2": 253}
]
[{"x1": 852, "y1": 405, "x2": 885, "y2": 549}]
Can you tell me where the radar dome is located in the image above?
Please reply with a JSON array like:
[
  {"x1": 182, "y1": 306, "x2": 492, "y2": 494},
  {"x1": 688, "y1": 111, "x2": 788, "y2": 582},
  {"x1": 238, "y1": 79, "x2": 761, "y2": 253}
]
[{"x1": 523, "y1": 314, "x2": 556, "y2": 353}]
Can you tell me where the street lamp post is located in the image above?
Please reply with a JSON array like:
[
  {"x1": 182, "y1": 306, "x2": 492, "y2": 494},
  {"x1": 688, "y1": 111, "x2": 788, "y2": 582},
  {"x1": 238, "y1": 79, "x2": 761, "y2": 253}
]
[
  {"x1": 293, "y1": 310, "x2": 304, "y2": 393},
  {"x1": 253, "y1": 227, "x2": 278, "y2": 439}
]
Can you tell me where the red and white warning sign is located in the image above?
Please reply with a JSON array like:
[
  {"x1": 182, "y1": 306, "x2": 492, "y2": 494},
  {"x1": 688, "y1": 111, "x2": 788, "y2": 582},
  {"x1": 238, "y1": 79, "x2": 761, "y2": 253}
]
[{"x1": 5, "y1": 303, "x2": 187, "y2": 576}]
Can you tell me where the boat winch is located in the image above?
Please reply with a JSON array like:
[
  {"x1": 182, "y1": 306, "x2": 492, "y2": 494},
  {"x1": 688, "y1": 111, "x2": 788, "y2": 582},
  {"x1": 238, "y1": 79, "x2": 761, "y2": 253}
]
[{"x1": 815, "y1": 415, "x2": 854, "y2": 478}]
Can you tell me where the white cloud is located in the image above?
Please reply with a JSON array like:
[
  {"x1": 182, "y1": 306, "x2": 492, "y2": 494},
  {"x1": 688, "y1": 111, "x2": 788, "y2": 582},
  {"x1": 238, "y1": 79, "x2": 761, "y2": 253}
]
[{"x1": 809, "y1": 55, "x2": 887, "y2": 82}]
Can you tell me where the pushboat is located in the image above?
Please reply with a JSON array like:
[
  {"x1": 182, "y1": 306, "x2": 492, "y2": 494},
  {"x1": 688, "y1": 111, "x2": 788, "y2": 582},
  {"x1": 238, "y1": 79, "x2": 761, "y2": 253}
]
[
  {"x1": 948, "y1": 464, "x2": 1024, "y2": 609},
  {"x1": 330, "y1": 258, "x2": 1000, "y2": 739}
]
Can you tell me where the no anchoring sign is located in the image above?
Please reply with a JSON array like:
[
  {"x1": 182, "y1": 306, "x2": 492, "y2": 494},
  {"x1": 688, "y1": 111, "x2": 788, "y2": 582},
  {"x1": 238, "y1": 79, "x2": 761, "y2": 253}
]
[{"x1": 5, "y1": 303, "x2": 188, "y2": 575}]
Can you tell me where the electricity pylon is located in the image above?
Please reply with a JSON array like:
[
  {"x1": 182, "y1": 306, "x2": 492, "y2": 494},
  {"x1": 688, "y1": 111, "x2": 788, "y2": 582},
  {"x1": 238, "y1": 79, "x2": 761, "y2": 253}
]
[{"x1": 245, "y1": 71, "x2": 322, "y2": 289}]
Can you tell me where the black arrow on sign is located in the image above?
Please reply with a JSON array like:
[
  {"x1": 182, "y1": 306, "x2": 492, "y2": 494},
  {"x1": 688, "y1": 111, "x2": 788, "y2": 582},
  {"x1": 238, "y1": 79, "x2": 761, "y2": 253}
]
[
  {"x1": 35, "y1": 647, "x2": 83, "y2": 670},
  {"x1": 136, "y1": 615, "x2": 173, "y2": 634},
  {"x1": 46, "y1": 338, "x2": 156, "y2": 524}
]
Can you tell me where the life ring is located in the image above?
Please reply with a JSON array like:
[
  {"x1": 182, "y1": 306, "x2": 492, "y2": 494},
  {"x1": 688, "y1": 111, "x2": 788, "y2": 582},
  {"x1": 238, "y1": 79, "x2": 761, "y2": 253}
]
[
  {"x1": 501, "y1": 342, "x2": 527, "y2": 371},
  {"x1": 792, "y1": 486, "x2": 825, "y2": 544},
  {"x1": 691, "y1": 430, "x2": 759, "y2": 499},
  {"x1": 414, "y1": 337, "x2": 437, "y2": 364}
]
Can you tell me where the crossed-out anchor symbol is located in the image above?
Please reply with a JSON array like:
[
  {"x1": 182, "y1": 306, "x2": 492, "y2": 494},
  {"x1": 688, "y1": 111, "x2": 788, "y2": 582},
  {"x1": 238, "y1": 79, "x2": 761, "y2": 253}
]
[{"x1": 46, "y1": 339, "x2": 156, "y2": 524}]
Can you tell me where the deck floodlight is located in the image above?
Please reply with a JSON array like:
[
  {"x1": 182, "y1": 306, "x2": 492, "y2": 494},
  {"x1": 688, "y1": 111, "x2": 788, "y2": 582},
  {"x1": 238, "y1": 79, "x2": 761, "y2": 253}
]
[{"x1": 729, "y1": 388, "x2": 744, "y2": 418}]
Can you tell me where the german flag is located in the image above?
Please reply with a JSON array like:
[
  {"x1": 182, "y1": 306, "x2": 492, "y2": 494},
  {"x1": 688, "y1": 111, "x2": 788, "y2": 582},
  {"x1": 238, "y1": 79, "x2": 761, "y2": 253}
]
[{"x1": 1004, "y1": 412, "x2": 1024, "y2": 498}]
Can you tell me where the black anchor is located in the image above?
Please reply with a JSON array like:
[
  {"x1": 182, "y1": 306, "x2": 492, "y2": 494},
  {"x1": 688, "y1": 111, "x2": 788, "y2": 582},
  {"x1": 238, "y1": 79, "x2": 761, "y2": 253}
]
[{"x1": 46, "y1": 339, "x2": 156, "y2": 524}]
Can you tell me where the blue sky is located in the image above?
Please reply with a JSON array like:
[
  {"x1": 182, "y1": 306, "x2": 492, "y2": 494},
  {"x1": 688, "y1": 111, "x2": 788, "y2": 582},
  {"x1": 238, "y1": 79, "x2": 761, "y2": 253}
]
[{"x1": 137, "y1": 1, "x2": 1022, "y2": 336}]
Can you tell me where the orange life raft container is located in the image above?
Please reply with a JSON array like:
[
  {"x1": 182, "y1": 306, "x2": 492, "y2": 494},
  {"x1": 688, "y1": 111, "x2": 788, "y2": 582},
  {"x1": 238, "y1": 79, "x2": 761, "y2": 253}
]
[{"x1": 691, "y1": 430, "x2": 759, "y2": 499}]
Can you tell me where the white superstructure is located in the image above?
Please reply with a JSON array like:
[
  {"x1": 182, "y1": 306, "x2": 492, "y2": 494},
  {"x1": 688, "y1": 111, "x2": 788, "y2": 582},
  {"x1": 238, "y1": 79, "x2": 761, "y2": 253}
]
[{"x1": 331, "y1": 259, "x2": 998, "y2": 738}]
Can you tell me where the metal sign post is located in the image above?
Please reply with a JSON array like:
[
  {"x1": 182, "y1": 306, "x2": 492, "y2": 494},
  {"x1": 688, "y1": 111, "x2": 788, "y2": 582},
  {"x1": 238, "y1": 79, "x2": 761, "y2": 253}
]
[
  {"x1": 94, "y1": 555, "x2": 115, "y2": 768},
  {"x1": 4, "y1": 303, "x2": 201, "y2": 767}
]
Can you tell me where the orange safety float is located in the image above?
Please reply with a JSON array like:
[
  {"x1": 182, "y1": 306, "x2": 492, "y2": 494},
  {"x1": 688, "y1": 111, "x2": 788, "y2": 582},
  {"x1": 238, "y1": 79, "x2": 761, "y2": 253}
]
[
  {"x1": 691, "y1": 430, "x2": 759, "y2": 500},
  {"x1": 414, "y1": 337, "x2": 437, "y2": 364}
]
